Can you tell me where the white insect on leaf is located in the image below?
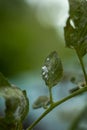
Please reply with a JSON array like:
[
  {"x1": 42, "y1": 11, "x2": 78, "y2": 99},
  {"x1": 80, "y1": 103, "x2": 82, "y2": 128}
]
[{"x1": 42, "y1": 51, "x2": 63, "y2": 87}]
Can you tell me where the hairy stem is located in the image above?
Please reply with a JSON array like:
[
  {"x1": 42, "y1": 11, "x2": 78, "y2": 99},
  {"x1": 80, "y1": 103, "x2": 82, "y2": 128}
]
[
  {"x1": 27, "y1": 86, "x2": 87, "y2": 130},
  {"x1": 75, "y1": 48, "x2": 87, "y2": 84}
]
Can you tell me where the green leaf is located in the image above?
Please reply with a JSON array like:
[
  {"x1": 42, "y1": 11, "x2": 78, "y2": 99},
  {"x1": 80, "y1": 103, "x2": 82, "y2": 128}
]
[
  {"x1": 32, "y1": 96, "x2": 50, "y2": 109},
  {"x1": 64, "y1": 0, "x2": 87, "y2": 57},
  {"x1": 0, "y1": 86, "x2": 29, "y2": 123},
  {"x1": 0, "y1": 118, "x2": 22, "y2": 130},
  {"x1": 0, "y1": 73, "x2": 29, "y2": 129},
  {"x1": 42, "y1": 51, "x2": 63, "y2": 87}
]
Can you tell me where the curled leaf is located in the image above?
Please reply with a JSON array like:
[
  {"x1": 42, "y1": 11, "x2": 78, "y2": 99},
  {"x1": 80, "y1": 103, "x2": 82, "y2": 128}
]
[
  {"x1": 64, "y1": 0, "x2": 87, "y2": 57},
  {"x1": 32, "y1": 96, "x2": 50, "y2": 109},
  {"x1": 0, "y1": 86, "x2": 29, "y2": 123},
  {"x1": 0, "y1": 118, "x2": 22, "y2": 130},
  {"x1": 0, "y1": 72, "x2": 29, "y2": 129},
  {"x1": 42, "y1": 51, "x2": 63, "y2": 87}
]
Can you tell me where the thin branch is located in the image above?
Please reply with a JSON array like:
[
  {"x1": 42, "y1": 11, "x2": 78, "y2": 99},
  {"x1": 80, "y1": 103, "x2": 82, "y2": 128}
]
[{"x1": 27, "y1": 86, "x2": 87, "y2": 130}]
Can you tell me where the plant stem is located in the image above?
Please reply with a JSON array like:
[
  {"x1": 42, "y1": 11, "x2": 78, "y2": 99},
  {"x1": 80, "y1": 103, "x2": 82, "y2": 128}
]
[
  {"x1": 27, "y1": 86, "x2": 87, "y2": 130},
  {"x1": 75, "y1": 48, "x2": 87, "y2": 84},
  {"x1": 49, "y1": 87, "x2": 54, "y2": 104}
]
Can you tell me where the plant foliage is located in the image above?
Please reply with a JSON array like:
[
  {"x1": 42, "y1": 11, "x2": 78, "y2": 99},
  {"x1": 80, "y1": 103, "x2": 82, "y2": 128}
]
[
  {"x1": 42, "y1": 51, "x2": 63, "y2": 88},
  {"x1": 0, "y1": 0, "x2": 87, "y2": 130},
  {"x1": 64, "y1": 0, "x2": 87, "y2": 57},
  {"x1": 0, "y1": 73, "x2": 29, "y2": 130}
]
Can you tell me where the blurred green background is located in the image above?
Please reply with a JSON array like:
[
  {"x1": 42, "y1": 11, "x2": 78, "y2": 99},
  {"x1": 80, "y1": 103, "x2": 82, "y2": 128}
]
[{"x1": 0, "y1": 0, "x2": 75, "y2": 77}]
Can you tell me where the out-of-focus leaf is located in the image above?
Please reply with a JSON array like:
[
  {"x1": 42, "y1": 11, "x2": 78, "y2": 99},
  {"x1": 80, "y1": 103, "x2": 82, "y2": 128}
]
[
  {"x1": 0, "y1": 73, "x2": 29, "y2": 129},
  {"x1": 70, "y1": 107, "x2": 87, "y2": 130},
  {"x1": 0, "y1": 72, "x2": 11, "y2": 87},
  {"x1": 32, "y1": 96, "x2": 50, "y2": 109},
  {"x1": 0, "y1": 118, "x2": 22, "y2": 130},
  {"x1": 0, "y1": 86, "x2": 29, "y2": 123},
  {"x1": 42, "y1": 51, "x2": 63, "y2": 87},
  {"x1": 64, "y1": 0, "x2": 87, "y2": 57}
]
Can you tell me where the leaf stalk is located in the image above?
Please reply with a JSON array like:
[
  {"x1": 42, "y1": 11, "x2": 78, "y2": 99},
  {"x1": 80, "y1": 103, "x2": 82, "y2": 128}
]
[{"x1": 75, "y1": 48, "x2": 87, "y2": 84}]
